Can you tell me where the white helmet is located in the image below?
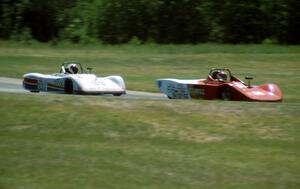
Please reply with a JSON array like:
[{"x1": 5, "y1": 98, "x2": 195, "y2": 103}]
[
  {"x1": 68, "y1": 64, "x2": 79, "y2": 74},
  {"x1": 217, "y1": 71, "x2": 228, "y2": 82}
]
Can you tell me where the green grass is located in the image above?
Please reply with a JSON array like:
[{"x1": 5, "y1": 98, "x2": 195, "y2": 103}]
[
  {"x1": 0, "y1": 93, "x2": 299, "y2": 189},
  {"x1": 0, "y1": 41, "x2": 299, "y2": 101},
  {"x1": 0, "y1": 41, "x2": 300, "y2": 188}
]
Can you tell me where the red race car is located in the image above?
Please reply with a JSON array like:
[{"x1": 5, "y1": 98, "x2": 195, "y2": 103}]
[{"x1": 156, "y1": 68, "x2": 282, "y2": 102}]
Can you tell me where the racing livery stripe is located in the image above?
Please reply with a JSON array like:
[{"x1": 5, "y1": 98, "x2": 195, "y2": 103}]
[
  {"x1": 23, "y1": 78, "x2": 38, "y2": 84},
  {"x1": 23, "y1": 81, "x2": 37, "y2": 86},
  {"x1": 47, "y1": 83, "x2": 64, "y2": 91},
  {"x1": 48, "y1": 83, "x2": 64, "y2": 89},
  {"x1": 47, "y1": 87, "x2": 64, "y2": 91}
]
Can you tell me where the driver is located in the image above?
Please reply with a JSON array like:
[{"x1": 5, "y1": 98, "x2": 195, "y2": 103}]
[
  {"x1": 217, "y1": 71, "x2": 228, "y2": 82},
  {"x1": 67, "y1": 64, "x2": 79, "y2": 74},
  {"x1": 211, "y1": 71, "x2": 220, "y2": 80}
]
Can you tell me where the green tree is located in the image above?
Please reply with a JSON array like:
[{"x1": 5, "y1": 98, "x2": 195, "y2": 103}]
[
  {"x1": 154, "y1": 0, "x2": 210, "y2": 43},
  {"x1": 1, "y1": 0, "x2": 300, "y2": 44},
  {"x1": 96, "y1": 0, "x2": 210, "y2": 44},
  {"x1": 0, "y1": 0, "x2": 29, "y2": 39},
  {"x1": 286, "y1": 0, "x2": 300, "y2": 44},
  {"x1": 96, "y1": 0, "x2": 156, "y2": 43},
  {"x1": 0, "y1": 0, "x2": 13, "y2": 38},
  {"x1": 21, "y1": 0, "x2": 77, "y2": 42},
  {"x1": 217, "y1": 0, "x2": 267, "y2": 43},
  {"x1": 58, "y1": 1, "x2": 95, "y2": 43}
]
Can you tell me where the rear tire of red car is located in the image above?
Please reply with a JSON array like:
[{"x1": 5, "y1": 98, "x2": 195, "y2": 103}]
[{"x1": 220, "y1": 86, "x2": 232, "y2": 100}]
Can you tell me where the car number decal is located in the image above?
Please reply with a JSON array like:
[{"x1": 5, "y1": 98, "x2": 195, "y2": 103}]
[
  {"x1": 37, "y1": 79, "x2": 47, "y2": 91},
  {"x1": 167, "y1": 83, "x2": 189, "y2": 99},
  {"x1": 54, "y1": 79, "x2": 65, "y2": 88}
]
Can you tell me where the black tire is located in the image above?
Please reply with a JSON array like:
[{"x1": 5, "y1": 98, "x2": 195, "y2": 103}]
[
  {"x1": 64, "y1": 79, "x2": 73, "y2": 94},
  {"x1": 220, "y1": 86, "x2": 232, "y2": 100},
  {"x1": 30, "y1": 90, "x2": 40, "y2": 93},
  {"x1": 113, "y1": 93, "x2": 122, "y2": 96}
]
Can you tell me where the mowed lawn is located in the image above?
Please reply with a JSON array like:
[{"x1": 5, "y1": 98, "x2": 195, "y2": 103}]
[
  {"x1": 0, "y1": 93, "x2": 299, "y2": 189},
  {"x1": 0, "y1": 42, "x2": 299, "y2": 101},
  {"x1": 0, "y1": 42, "x2": 300, "y2": 189}
]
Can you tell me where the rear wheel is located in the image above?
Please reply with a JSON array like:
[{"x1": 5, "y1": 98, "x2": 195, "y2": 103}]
[
  {"x1": 220, "y1": 86, "x2": 232, "y2": 100},
  {"x1": 113, "y1": 93, "x2": 122, "y2": 96},
  {"x1": 30, "y1": 90, "x2": 40, "y2": 93},
  {"x1": 64, "y1": 79, "x2": 73, "y2": 94}
]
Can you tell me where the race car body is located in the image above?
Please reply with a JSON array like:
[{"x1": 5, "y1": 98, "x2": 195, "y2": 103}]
[
  {"x1": 156, "y1": 68, "x2": 282, "y2": 102},
  {"x1": 23, "y1": 62, "x2": 126, "y2": 96}
]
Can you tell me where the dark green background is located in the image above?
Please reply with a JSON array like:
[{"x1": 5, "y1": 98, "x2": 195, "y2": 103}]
[{"x1": 1, "y1": 0, "x2": 299, "y2": 44}]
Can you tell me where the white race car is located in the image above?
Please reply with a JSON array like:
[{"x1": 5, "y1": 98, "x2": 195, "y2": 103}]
[{"x1": 23, "y1": 62, "x2": 126, "y2": 96}]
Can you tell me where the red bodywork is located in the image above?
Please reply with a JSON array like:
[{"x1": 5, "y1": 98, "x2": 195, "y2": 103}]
[{"x1": 187, "y1": 69, "x2": 282, "y2": 102}]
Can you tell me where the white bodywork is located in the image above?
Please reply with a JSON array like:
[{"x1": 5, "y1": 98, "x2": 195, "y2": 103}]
[
  {"x1": 23, "y1": 66, "x2": 126, "y2": 95},
  {"x1": 156, "y1": 78, "x2": 205, "y2": 99}
]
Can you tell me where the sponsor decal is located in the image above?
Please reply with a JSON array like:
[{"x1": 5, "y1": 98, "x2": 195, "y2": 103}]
[
  {"x1": 188, "y1": 85, "x2": 204, "y2": 98},
  {"x1": 37, "y1": 79, "x2": 47, "y2": 91},
  {"x1": 47, "y1": 79, "x2": 65, "y2": 91},
  {"x1": 167, "y1": 83, "x2": 189, "y2": 99},
  {"x1": 252, "y1": 91, "x2": 265, "y2": 96},
  {"x1": 53, "y1": 79, "x2": 65, "y2": 88},
  {"x1": 234, "y1": 82, "x2": 246, "y2": 89}
]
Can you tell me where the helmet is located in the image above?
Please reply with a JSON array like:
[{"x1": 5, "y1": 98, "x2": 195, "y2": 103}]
[
  {"x1": 211, "y1": 71, "x2": 220, "y2": 79},
  {"x1": 68, "y1": 64, "x2": 79, "y2": 74},
  {"x1": 217, "y1": 71, "x2": 228, "y2": 82}
]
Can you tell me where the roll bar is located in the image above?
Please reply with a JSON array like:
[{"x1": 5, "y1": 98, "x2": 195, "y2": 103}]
[
  {"x1": 60, "y1": 61, "x2": 88, "y2": 74},
  {"x1": 209, "y1": 68, "x2": 232, "y2": 78}
]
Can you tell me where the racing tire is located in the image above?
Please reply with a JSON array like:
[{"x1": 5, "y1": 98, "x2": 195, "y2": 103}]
[
  {"x1": 220, "y1": 86, "x2": 232, "y2": 100},
  {"x1": 30, "y1": 90, "x2": 40, "y2": 93},
  {"x1": 64, "y1": 79, "x2": 73, "y2": 94},
  {"x1": 113, "y1": 93, "x2": 122, "y2": 96}
]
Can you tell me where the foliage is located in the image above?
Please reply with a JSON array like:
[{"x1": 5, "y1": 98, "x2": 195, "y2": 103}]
[
  {"x1": 216, "y1": 0, "x2": 267, "y2": 43},
  {"x1": 0, "y1": 0, "x2": 300, "y2": 44}
]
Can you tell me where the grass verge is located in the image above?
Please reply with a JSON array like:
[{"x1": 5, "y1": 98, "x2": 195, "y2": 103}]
[
  {"x1": 0, "y1": 93, "x2": 299, "y2": 189},
  {"x1": 0, "y1": 42, "x2": 299, "y2": 188},
  {"x1": 0, "y1": 42, "x2": 299, "y2": 102}
]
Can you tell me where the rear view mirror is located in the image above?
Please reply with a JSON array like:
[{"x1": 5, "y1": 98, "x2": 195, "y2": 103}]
[
  {"x1": 87, "y1": 67, "x2": 93, "y2": 74},
  {"x1": 245, "y1": 76, "x2": 254, "y2": 88}
]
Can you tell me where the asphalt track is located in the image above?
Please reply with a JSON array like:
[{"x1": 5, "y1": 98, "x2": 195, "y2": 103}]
[{"x1": 0, "y1": 77, "x2": 166, "y2": 100}]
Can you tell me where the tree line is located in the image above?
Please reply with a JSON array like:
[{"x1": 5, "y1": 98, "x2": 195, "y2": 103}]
[{"x1": 0, "y1": 0, "x2": 299, "y2": 44}]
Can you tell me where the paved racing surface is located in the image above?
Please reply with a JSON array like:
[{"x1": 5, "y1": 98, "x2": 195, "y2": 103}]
[
  {"x1": 0, "y1": 77, "x2": 25, "y2": 93},
  {"x1": 0, "y1": 77, "x2": 166, "y2": 100}
]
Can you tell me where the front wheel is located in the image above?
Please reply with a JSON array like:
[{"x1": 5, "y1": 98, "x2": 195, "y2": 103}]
[{"x1": 220, "y1": 87, "x2": 232, "y2": 100}]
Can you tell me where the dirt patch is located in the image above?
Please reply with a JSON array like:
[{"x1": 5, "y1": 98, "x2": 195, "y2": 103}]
[
  {"x1": 146, "y1": 120, "x2": 225, "y2": 143},
  {"x1": 9, "y1": 124, "x2": 34, "y2": 130}
]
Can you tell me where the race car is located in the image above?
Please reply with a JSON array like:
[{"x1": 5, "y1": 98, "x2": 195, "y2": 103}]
[
  {"x1": 156, "y1": 68, "x2": 282, "y2": 102},
  {"x1": 23, "y1": 62, "x2": 126, "y2": 96}
]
